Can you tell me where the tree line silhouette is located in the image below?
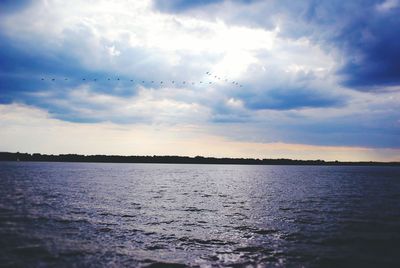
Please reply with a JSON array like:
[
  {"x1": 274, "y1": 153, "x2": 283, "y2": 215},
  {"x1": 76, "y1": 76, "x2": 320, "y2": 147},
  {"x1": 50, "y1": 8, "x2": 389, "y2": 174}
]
[{"x1": 0, "y1": 152, "x2": 398, "y2": 166}]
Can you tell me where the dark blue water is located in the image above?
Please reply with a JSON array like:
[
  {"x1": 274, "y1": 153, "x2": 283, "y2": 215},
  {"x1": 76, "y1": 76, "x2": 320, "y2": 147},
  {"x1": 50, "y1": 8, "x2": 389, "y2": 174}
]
[{"x1": 0, "y1": 162, "x2": 399, "y2": 267}]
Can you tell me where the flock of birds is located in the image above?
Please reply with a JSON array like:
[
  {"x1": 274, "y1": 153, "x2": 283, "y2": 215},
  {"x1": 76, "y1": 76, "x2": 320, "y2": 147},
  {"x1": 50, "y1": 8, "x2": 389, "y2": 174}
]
[{"x1": 40, "y1": 71, "x2": 244, "y2": 88}]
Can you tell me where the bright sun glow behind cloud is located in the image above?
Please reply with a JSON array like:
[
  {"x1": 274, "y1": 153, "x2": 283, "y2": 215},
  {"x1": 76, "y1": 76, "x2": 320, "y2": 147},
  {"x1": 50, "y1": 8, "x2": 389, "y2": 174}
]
[{"x1": 0, "y1": 0, "x2": 312, "y2": 80}]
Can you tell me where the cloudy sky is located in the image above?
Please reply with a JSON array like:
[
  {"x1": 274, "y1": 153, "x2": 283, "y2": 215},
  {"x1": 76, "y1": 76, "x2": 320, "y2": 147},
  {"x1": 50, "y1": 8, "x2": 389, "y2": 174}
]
[{"x1": 0, "y1": 0, "x2": 399, "y2": 161}]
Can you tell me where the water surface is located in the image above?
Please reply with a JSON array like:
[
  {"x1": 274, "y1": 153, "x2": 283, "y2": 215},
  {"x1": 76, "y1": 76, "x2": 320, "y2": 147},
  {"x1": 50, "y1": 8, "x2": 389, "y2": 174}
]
[{"x1": 0, "y1": 162, "x2": 399, "y2": 267}]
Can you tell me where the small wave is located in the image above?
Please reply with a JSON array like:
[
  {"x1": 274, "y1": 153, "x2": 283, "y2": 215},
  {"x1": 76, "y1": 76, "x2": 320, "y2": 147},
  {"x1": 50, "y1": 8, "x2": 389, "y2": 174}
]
[
  {"x1": 234, "y1": 246, "x2": 272, "y2": 254},
  {"x1": 97, "y1": 227, "x2": 112, "y2": 233},
  {"x1": 99, "y1": 212, "x2": 119, "y2": 217},
  {"x1": 226, "y1": 212, "x2": 248, "y2": 219},
  {"x1": 234, "y1": 225, "x2": 278, "y2": 235},
  {"x1": 254, "y1": 229, "x2": 278, "y2": 235},
  {"x1": 146, "y1": 220, "x2": 174, "y2": 225},
  {"x1": 11, "y1": 244, "x2": 52, "y2": 257},
  {"x1": 141, "y1": 260, "x2": 187, "y2": 268},
  {"x1": 177, "y1": 236, "x2": 235, "y2": 246},
  {"x1": 121, "y1": 214, "x2": 135, "y2": 218},
  {"x1": 145, "y1": 244, "x2": 167, "y2": 250},
  {"x1": 183, "y1": 207, "x2": 216, "y2": 213},
  {"x1": 54, "y1": 217, "x2": 89, "y2": 224}
]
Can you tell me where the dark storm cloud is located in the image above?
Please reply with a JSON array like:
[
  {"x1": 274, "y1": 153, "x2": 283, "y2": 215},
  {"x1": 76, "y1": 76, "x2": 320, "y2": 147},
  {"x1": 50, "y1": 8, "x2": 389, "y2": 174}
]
[
  {"x1": 285, "y1": 0, "x2": 400, "y2": 90},
  {"x1": 299, "y1": 0, "x2": 400, "y2": 89},
  {"x1": 334, "y1": 7, "x2": 400, "y2": 88},
  {"x1": 238, "y1": 87, "x2": 345, "y2": 111},
  {"x1": 0, "y1": 34, "x2": 140, "y2": 121}
]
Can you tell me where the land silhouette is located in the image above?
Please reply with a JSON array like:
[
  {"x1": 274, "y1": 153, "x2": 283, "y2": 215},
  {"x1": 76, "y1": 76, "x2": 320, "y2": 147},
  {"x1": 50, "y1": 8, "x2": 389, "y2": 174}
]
[{"x1": 0, "y1": 152, "x2": 399, "y2": 166}]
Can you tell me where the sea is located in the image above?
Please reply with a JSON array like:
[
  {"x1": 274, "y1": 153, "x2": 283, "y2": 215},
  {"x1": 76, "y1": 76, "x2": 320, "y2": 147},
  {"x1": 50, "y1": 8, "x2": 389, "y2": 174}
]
[{"x1": 0, "y1": 162, "x2": 399, "y2": 267}]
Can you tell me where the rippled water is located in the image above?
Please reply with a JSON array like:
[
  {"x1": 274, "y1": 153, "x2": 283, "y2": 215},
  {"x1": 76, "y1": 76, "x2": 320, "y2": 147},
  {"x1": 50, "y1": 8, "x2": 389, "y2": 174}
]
[{"x1": 0, "y1": 162, "x2": 399, "y2": 267}]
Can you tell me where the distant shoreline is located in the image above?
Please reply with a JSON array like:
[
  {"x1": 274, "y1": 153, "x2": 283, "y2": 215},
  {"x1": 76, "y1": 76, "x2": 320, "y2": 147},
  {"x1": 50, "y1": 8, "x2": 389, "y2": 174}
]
[{"x1": 1, "y1": 152, "x2": 399, "y2": 166}]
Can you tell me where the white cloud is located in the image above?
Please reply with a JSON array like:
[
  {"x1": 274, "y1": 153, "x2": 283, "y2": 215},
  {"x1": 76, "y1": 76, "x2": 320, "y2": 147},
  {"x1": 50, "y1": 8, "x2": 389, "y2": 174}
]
[
  {"x1": 30, "y1": 84, "x2": 211, "y2": 124},
  {"x1": 107, "y1": 45, "x2": 121, "y2": 57},
  {"x1": 376, "y1": 0, "x2": 399, "y2": 12}
]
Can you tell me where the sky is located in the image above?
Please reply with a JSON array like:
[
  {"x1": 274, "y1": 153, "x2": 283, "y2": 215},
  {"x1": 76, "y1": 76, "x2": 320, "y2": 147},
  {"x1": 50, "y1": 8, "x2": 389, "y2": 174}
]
[{"x1": 0, "y1": 0, "x2": 399, "y2": 161}]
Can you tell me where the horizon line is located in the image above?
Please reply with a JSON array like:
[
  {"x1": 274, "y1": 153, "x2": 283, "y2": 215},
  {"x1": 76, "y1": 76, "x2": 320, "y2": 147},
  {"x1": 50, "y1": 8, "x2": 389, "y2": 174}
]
[{"x1": 1, "y1": 152, "x2": 399, "y2": 166}]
